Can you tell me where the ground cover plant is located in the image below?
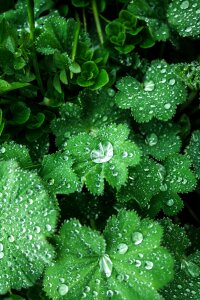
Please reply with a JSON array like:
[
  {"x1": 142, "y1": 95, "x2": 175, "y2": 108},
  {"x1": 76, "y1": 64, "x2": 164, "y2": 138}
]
[{"x1": 0, "y1": 0, "x2": 200, "y2": 299}]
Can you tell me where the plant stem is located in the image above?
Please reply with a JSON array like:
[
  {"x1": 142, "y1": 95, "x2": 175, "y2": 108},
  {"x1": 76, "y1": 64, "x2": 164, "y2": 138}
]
[
  {"x1": 91, "y1": 0, "x2": 104, "y2": 45},
  {"x1": 26, "y1": 0, "x2": 45, "y2": 95},
  {"x1": 83, "y1": 8, "x2": 87, "y2": 32},
  {"x1": 70, "y1": 13, "x2": 81, "y2": 79}
]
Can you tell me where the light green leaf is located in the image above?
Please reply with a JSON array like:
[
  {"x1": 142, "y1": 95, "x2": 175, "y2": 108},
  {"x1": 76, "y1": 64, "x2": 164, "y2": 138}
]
[
  {"x1": 115, "y1": 60, "x2": 187, "y2": 122},
  {"x1": 65, "y1": 124, "x2": 141, "y2": 194},
  {"x1": 0, "y1": 160, "x2": 58, "y2": 294},
  {"x1": 43, "y1": 210, "x2": 174, "y2": 300},
  {"x1": 185, "y1": 130, "x2": 200, "y2": 179},
  {"x1": 40, "y1": 151, "x2": 80, "y2": 195},
  {"x1": 167, "y1": 0, "x2": 200, "y2": 37},
  {"x1": 0, "y1": 79, "x2": 29, "y2": 94}
]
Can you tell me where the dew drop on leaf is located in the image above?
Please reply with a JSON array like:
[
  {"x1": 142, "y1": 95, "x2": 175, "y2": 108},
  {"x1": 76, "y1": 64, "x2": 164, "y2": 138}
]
[
  {"x1": 180, "y1": 1, "x2": 189, "y2": 9},
  {"x1": 166, "y1": 199, "x2": 174, "y2": 206},
  {"x1": 132, "y1": 232, "x2": 143, "y2": 245},
  {"x1": 106, "y1": 290, "x2": 114, "y2": 297},
  {"x1": 90, "y1": 142, "x2": 114, "y2": 163},
  {"x1": 117, "y1": 243, "x2": 128, "y2": 254},
  {"x1": 135, "y1": 259, "x2": 142, "y2": 267},
  {"x1": 164, "y1": 103, "x2": 171, "y2": 109},
  {"x1": 0, "y1": 243, "x2": 3, "y2": 251},
  {"x1": 99, "y1": 254, "x2": 113, "y2": 277},
  {"x1": 58, "y1": 284, "x2": 69, "y2": 296},
  {"x1": 145, "y1": 133, "x2": 158, "y2": 146},
  {"x1": 160, "y1": 183, "x2": 168, "y2": 191},
  {"x1": 182, "y1": 260, "x2": 200, "y2": 277},
  {"x1": 145, "y1": 261, "x2": 154, "y2": 270},
  {"x1": 8, "y1": 235, "x2": 15, "y2": 243},
  {"x1": 0, "y1": 252, "x2": 4, "y2": 259},
  {"x1": 144, "y1": 81, "x2": 155, "y2": 92},
  {"x1": 169, "y1": 79, "x2": 176, "y2": 86}
]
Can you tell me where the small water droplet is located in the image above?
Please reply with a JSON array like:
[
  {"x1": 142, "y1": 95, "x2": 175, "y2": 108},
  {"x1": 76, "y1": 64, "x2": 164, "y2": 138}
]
[
  {"x1": 8, "y1": 235, "x2": 15, "y2": 243},
  {"x1": 135, "y1": 260, "x2": 141, "y2": 267},
  {"x1": 106, "y1": 290, "x2": 114, "y2": 297},
  {"x1": 48, "y1": 178, "x2": 54, "y2": 185},
  {"x1": 132, "y1": 232, "x2": 143, "y2": 245},
  {"x1": 34, "y1": 226, "x2": 41, "y2": 233},
  {"x1": 0, "y1": 243, "x2": 3, "y2": 251},
  {"x1": 93, "y1": 291, "x2": 98, "y2": 296},
  {"x1": 185, "y1": 26, "x2": 192, "y2": 33},
  {"x1": 145, "y1": 133, "x2": 158, "y2": 146},
  {"x1": 0, "y1": 147, "x2": 6, "y2": 153},
  {"x1": 99, "y1": 254, "x2": 113, "y2": 277},
  {"x1": 46, "y1": 224, "x2": 52, "y2": 231},
  {"x1": 84, "y1": 286, "x2": 90, "y2": 292},
  {"x1": 117, "y1": 243, "x2": 128, "y2": 254},
  {"x1": 144, "y1": 81, "x2": 155, "y2": 92},
  {"x1": 0, "y1": 252, "x2": 4, "y2": 259},
  {"x1": 58, "y1": 284, "x2": 69, "y2": 296},
  {"x1": 164, "y1": 103, "x2": 171, "y2": 109},
  {"x1": 122, "y1": 151, "x2": 128, "y2": 158},
  {"x1": 90, "y1": 142, "x2": 113, "y2": 164},
  {"x1": 166, "y1": 199, "x2": 174, "y2": 206},
  {"x1": 180, "y1": 1, "x2": 189, "y2": 9},
  {"x1": 145, "y1": 261, "x2": 154, "y2": 270},
  {"x1": 169, "y1": 79, "x2": 176, "y2": 86},
  {"x1": 160, "y1": 183, "x2": 168, "y2": 191}
]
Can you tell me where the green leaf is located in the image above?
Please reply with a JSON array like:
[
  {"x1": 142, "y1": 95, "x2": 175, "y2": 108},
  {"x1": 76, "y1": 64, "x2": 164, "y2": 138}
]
[
  {"x1": 26, "y1": 113, "x2": 45, "y2": 129},
  {"x1": 40, "y1": 151, "x2": 80, "y2": 195},
  {"x1": 117, "y1": 157, "x2": 163, "y2": 207},
  {"x1": 134, "y1": 120, "x2": 181, "y2": 160},
  {"x1": 43, "y1": 210, "x2": 174, "y2": 300},
  {"x1": 115, "y1": 60, "x2": 187, "y2": 122},
  {"x1": 90, "y1": 69, "x2": 109, "y2": 90},
  {"x1": 0, "y1": 79, "x2": 30, "y2": 94},
  {"x1": 167, "y1": 0, "x2": 200, "y2": 37},
  {"x1": 65, "y1": 124, "x2": 141, "y2": 194},
  {"x1": 106, "y1": 21, "x2": 126, "y2": 46},
  {"x1": 36, "y1": 17, "x2": 77, "y2": 55},
  {"x1": 71, "y1": 0, "x2": 89, "y2": 7},
  {"x1": 10, "y1": 101, "x2": 31, "y2": 124},
  {"x1": 0, "y1": 141, "x2": 32, "y2": 168},
  {"x1": 51, "y1": 88, "x2": 127, "y2": 147},
  {"x1": 53, "y1": 73, "x2": 62, "y2": 94},
  {"x1": 185, "y1": 130, "x2": 200, "y2": 179},
  {"x1": 0, "y1": 160, "x2": 58, "y2": 294}
]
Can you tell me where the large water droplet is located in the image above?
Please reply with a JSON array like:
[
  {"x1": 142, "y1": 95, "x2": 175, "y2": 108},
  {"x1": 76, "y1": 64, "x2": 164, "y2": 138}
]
[
  {"x1": 169, "y1": 79, "x2": 176, "y2": 86},
  {"x1": 145, "y1": 133, "x2": 158, "y2": 146},
  {"x1": 166, "y1": 199, "x2": 174, "y2": 206},
  {"x1": 164, "y1": 103, "x2": 171, "y2": 109},
  {"x1": 90, "y1": 142, "x2": 113, "y2": 164},
  {"x1": 145, "y1": 261, "x2": 154, "y2": 270},
  {"x1": 180, "y1": 1, "x2": 189, "y2": 9},
  {"x1": 132, "y1": 232, "x2": 143, "y2": 245},
  {"x1": 144, "y1": 81, "x2": 155, "y2": 92},
  {"x1": 117, "y1": 243, "x2": 128, "y2": 254},
  {"x1": 58, "y1": 284, "x2": 69, "y2": 296},
  {"x1": 99, "y1": 254, "x2": 113, "y2": 278}
]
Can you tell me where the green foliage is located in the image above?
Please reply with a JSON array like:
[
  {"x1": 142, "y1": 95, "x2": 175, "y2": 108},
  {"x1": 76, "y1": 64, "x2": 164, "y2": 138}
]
[
  {"x1": 0, "y1": 160, "x2": 58, "y2": 294},
  {"x1": 167, "y1": 0, "x2": 200, "y2": 37},
  {"x1": 44, "y1": 210, "x2": 173, "y2": 300},
  {"x1": 64, "y1": 124, "x2": 141, "y2": 194},
  {"x1": 0, "y1": 0, "x2": 200, "y2": 299},
  {"x1": 115, "y1": 60, "x2": 187, "y2": 122}
]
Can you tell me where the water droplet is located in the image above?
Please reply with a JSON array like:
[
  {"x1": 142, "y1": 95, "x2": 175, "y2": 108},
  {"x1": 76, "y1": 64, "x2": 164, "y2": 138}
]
[
  {"x1": 145, "y1": 261, "x2": 154, "y2": 270},
  {"x1": 0, "y1": 147, "x2": 6, "y2": 153},
  {"x1": 117, "y1": 243, "x2": 128, "y2": 254},
  {"x1": 180, "y1": 1, "x2": 189, "y2": 9},
  {"x1": 164, "y1": 103, "x2": 171, "y2": 109},
  {"x1": 145, "y1": 133, "x2": 158, "y2": 146},
  {"x1": 46, "y1": 224, "x2": 52, "y2": 231},
  {"x1": 106, "y1": 290, "x2": 114, "y2": 297},
  {"x1": 59, "y1": 278, "x2": 65, "y2": 283},
  {"x1": 34, "y1": 226, "x2": 41, "y2": 233},
  {"x1": 84, "y1": 286, "x2": 90, "y2": 292},
  {"x1": 132, "y1": 232, "x2": 143, "y2": 245},
  {"x1": 0, "y1": 252, "x2": 4, "y2": 259},
  {"x1": 58, "y1": 284, "x2": 69, "y2": 296},
  {"x1": 182, "y1": 260, "x2": 200, "y2": 277},
  {"x1": 196, "y1": 9, "x2": 200, "y2": 14},
  {"x1": 166, "y1": 199, "x2": 174, "y2": 206},
  {"x1": 177, "y1": 284, "x2": 182, "y2": 289},
  {"x1": 107, "y1": 88, "x2": 115, "y2": 97},
  {"x1": 0, "y1": 243, "x2": 3, "y2": 251},
  {"x1": 117, "y1": 274, "x2": 124, "y2": 282},
  {"x1": 160, "y1": 183, "x2": 168, "y2": 191},
  {"x1": 169, "y1": 79, "x2": 176, "y2": 86},
  {"x1": 90, "y1": 142, "x2": 113, "y2": 164},
  {"x1": 8, "y1": 235, "x2": 15, "y2": 243},
  {"x1": 185, "y1": 26, "x2": 192, "y2": 33},
  {"x1": 135, "y1": 260, "x2": 141, "y2": 267},
  {"x1": 93, "y1": 291, "x2": 98, "y2": 296},
  {"x1": 144, "y1": 81, "x2": 155, "y2": 92},
  {"x1": 48, "y1": 178, "x2": 55, "y2": 185},
  {"x1": 95, "y1": 279, "x2": 100, "y2": 285},
  {"x1": 99, "y1": 254, "x2": 113, "y2": 278},
  {"x1": 122, "y1": 151, "x2": 128, "y2": 158}
]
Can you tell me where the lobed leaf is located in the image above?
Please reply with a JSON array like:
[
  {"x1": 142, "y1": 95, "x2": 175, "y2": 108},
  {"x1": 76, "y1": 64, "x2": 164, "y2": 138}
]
[
  {"x1": 185, "y1": 130, "x2": 200, "y2": 179},
  {"x1": 43, "y1": 210, "x2": 174, "y2": 300},
  {"x1": 115, "y1": 60, "x2": 187, "y2": 122},
  {"x1": 0, "y1": 160, "x2": 58, "y2": 294}
]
